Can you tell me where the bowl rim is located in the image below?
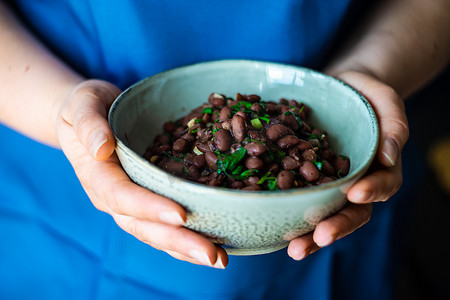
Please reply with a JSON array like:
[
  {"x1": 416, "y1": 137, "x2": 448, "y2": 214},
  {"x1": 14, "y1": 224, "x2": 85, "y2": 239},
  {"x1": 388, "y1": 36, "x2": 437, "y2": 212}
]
[{"x1": 108, "y1": 59, "x2": 379, "y2": 198}]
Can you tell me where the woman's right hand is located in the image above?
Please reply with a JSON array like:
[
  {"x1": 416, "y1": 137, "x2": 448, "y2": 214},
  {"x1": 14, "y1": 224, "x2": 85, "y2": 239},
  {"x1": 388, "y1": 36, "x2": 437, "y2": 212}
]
[{"x1": 55, "y1": 79, "x2": 228, "y2": 268}]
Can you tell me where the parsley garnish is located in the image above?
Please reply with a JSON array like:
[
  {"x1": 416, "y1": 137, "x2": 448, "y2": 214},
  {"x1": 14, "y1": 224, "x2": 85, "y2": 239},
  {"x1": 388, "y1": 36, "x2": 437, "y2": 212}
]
[{"x1": 202, "y1": 107, "x2": 213, "y2": 114}]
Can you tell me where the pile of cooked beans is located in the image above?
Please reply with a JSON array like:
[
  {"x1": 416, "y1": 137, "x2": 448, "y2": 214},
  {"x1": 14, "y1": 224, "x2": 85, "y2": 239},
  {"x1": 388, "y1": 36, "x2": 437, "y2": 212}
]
[{"x1": 144, "y1": 93, "x2": 350, "y2": 191}]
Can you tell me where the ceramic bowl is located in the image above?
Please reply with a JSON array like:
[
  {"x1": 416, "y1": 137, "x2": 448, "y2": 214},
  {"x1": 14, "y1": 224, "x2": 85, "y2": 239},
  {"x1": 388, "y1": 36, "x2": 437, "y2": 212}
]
[{"x1": 108, "y1": 60, "x2": 379, "y2": 255}]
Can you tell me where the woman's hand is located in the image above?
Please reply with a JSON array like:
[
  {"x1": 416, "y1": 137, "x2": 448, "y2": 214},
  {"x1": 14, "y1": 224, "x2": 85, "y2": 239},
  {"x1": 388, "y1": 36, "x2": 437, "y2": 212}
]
[
  {"x1": 287, "y1": 71, "x2": 409, "y2": 260},
  {"x1": 56, "y1": 79, "x2": 228, "y2": 268}
]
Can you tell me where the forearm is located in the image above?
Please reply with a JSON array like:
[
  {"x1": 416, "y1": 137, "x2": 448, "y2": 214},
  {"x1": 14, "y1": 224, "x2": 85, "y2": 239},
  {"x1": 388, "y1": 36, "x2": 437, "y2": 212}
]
[
  {"x1": 0, "y1": 2, "x2": 83, "y2": 147},
  {"x1": 326, "y1": 0, "x2": 450, "y2": 98}
]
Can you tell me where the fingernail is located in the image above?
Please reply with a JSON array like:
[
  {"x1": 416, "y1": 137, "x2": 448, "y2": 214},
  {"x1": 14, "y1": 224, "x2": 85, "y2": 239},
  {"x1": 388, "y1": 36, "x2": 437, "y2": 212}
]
[
  {"x1": 213, "y1": 256, "x2": 225, "y2": 269},
  {"x1": 382, "y1": 138, "x2": 398, "y2": 167},
  {"x1": 159, "y1": 212, "x2": 185, "y2": 225},
  {"x1": 90, "y1": 131, "x2": 108, "y2": 157},
  {"x1": 351, "y1": 189, "x2": 370, "y2": 203},
  {"x1": 316, "y1": 235, "x2": 333, "y2": 247},
  {"x1": 189, "y1": 250, "x2": 212, "y2": 267}
]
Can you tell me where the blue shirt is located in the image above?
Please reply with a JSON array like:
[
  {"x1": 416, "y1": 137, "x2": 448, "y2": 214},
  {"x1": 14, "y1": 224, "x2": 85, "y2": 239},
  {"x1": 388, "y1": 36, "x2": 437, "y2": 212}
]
[{"x1": 1, "y1": 1, "x2": 419, "y2": 299}]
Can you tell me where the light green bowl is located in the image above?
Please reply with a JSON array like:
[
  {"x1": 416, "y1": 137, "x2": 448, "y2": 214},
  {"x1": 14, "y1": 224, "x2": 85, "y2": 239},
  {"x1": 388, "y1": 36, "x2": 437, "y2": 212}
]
[{"x1": 108, "y1": 60, "x2": 379, "y2": 255}]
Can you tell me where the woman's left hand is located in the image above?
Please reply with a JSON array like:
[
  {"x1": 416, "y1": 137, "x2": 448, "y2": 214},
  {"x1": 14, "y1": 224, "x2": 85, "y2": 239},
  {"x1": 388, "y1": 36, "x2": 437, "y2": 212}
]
[{"x1": 287, "y1": 70, "x2": 409, "y2": 260}]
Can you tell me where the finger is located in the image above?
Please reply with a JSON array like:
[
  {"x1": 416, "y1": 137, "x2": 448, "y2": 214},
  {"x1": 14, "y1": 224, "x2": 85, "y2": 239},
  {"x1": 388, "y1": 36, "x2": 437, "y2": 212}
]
[
  {"x1": 337, "y1": 71, "x2": 409, "y2": 167},
  {"x1": 58, "y1": 119, "x2": 186, "y2": 225},
  {"x1": 287, "y1": 232, "x2": 320, "y2": 261},
  {"x1": 347, "y1": 158, "x2": 403, "y2": 204},
  {"x1": 112, "y1": 214, "x2": 226, "y2": 268},
  {"x1": 166, "y1": 245, "x2": 228, "y2": 269},
  {"x1": 61, "y1": 79, "x2": 121, "y2": 160},
  {"x1": 312, "y1": 202, "x2": 372, "y2": 247}
]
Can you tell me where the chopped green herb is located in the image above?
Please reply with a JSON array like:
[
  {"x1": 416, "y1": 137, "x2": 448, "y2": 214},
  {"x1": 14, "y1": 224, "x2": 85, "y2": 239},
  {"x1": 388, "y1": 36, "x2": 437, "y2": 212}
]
[
  {"x1": 259, "y1": 116, "x2": 270, "y2": 124},
  {"x1": 337, "y1": 169, "x2": 343, "y2": 178},
  {"x1": 216, "y1": 147, "x2": 247, "y2": 173},
  {"x1": 283, "y1": 111, "x2": 291, "y2": 116},
  {"x1": 249, "y1": 139, "x2": 264, "y2": 144},
  {"x1": 267, "y1": 179, "x2": 279, "y2": 191},
  {"x1": 339, "y1": 155, "x2": 348, "y2": 161},
  {"x1": 236, "y1": 169, "x2": 258, "y2": 179},
  {"x1": 308, "y1": 133, "x2": 320, "y2": 140},
  {"x1": 257, "y1": 171, "x2": 278, "y2": 190},
  {"x1": 194, "y1": 118, "x2": 203, "y2": 124},
  {"x1": 250, "y1": 118, "x2": 263, "y2": 130},
  {"x1": 231, "y1": 165, "x2": 244, "y2": 175},
  {"x1": 238, "y1": 101, "x2": 253, "y2": 109},
  {"x1": 298, "y1": 105, "x2": 305, "y2": 114},
  {"x1": 202, "y1": 107, "x2": 213, "y2": 114},
  {"x1": 313, "y1": 161, "x2": 323, "y2": 171},
  {"x1": 190, "y1": 129, "x2": 199, "y2": 134},
  {"x1": 257, "y1": 171, "x2": 274, "y2": 184}
]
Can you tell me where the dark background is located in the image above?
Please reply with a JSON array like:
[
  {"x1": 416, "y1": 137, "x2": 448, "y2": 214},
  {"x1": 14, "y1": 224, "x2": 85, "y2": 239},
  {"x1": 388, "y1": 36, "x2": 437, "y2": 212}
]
[{"x1": 395, "y1": 66, "x2": 450, "y2": 299}]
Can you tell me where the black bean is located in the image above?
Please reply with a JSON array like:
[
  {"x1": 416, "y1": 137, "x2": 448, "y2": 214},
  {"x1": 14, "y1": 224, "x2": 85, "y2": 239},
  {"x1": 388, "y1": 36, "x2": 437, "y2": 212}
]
[
  {"x1": 334, "y1": 155, "x2": 350, "y2": 176},
  {"x1": 267, "y1": 162, "x2": 280, "y2": 175},
  {"x1": 188, "y1": 166, "x2": 201, "y2": 179},
  {"x1": 231, "y1": 114, "x2": 247, "y2": 143},
  {"x1": 202, "y1": 113, "x2": 211, "y2": 123},
  {"x1": 277, "y1": 170, "x2": 295, "y2": 190},
  {"x1": 299, "y1": 161, "x2": 319, "y2": 182},
  {"x1": 281, "y1": 156, "x2": 301, "y2": 170},
  {"x1": 308, "y1": 138, "x2": 320, "y2": 148},
  {"x1": 181, "y1": 132, "x2": 196, "y2": 143},
  {"x1": 244, "y1": 156, "x2": 264, "y2": 170},
  {"x1": 241, "y1": 185, "x2": 262, "y2": 191},
  {"x1": 161, "y1": 160, "x2": 184, "y2": 176},
  {"x1": 195, "y1": 142, "x2": 210, "y2": 153},
  {"x1": 219, "y1": 106, "x2": 232, "y2": 121},
  {"x1": 214, "y1": 129, "x2": 232, "y2": 152},
  {"x1": 317, "y1": 176, "x2": 334, "y2": 184},
  {"x1": 244, "y1": 142, "x2": 267, "y2": 156},
  {"x1": 193, "y1": 154, "x2": 206, "y2": 169},
  {"x1": 296, "y1": 139, "x2": 312, "y2": 151},
  {"x1": 277, "y1": 135, "x2": 300, "y2": 149},
  {"x1": 235, "y1": 111, "x2": 248, "y2": 120},
  {"x1": 281, "y1": 112, "x2": 299, "y2": 131},
  {"x1": 246, "y1": 94, "x2": 261, "y2": 103},
  {"x1": 266, "y1": 124, "x2": 289, "y2": 142},
  {"x1": 244, "y1": 176, "x2": 260, "y2": 186},
  {"x1": 173, "y1": 138, "x2": 190, "y2": 153},
  {"x1": 320, "y1": 148, "x2": 335, "y2": 162},
  {"x1": 248, "y1": 130, "x2": 267, "y2": 143},
  {"x1": 205, "y1": 151, "x2": 218, "y2": 171},
  {"x1": 208, "y1": 93, "x2": 226, "y2": 108},
  {"x1": 320, "y1": 160, "x2": 335, "y2": 176},
  {"x1": 251, "y1": 103, "x2": 263, "y2": 113},
  {"x1": 230, "y1": 180, "x2": 245, "y2": 189},
  {"x1": 302, "y1": 148, "x2": 317, "y2": 161},
  {"x1": 183, "y1": 153, "x2": 195, "y2": 167}
]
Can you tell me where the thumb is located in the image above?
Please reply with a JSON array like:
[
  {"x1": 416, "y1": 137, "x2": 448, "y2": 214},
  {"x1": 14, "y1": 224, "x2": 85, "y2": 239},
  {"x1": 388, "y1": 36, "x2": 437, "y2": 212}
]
[
  {"x1": 60, "y1": 79, "x2": 122, "y2": 160},
  {"x1": 336, "y1": 71, "x2": 409, "y2": 167}
]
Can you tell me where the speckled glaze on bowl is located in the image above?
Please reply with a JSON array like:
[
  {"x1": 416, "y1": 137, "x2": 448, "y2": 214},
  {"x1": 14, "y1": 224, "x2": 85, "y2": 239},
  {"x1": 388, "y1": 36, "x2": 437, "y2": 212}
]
[{"x1": 108, "y1": 60, "x2": 379, "y2": 255}]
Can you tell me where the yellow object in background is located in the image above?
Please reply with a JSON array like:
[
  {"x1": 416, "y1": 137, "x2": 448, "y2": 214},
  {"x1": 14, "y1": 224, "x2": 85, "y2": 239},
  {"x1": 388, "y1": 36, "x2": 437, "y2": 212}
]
[{"x1": 428, "y1": 137, "x2": 450, "y2": 196}]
